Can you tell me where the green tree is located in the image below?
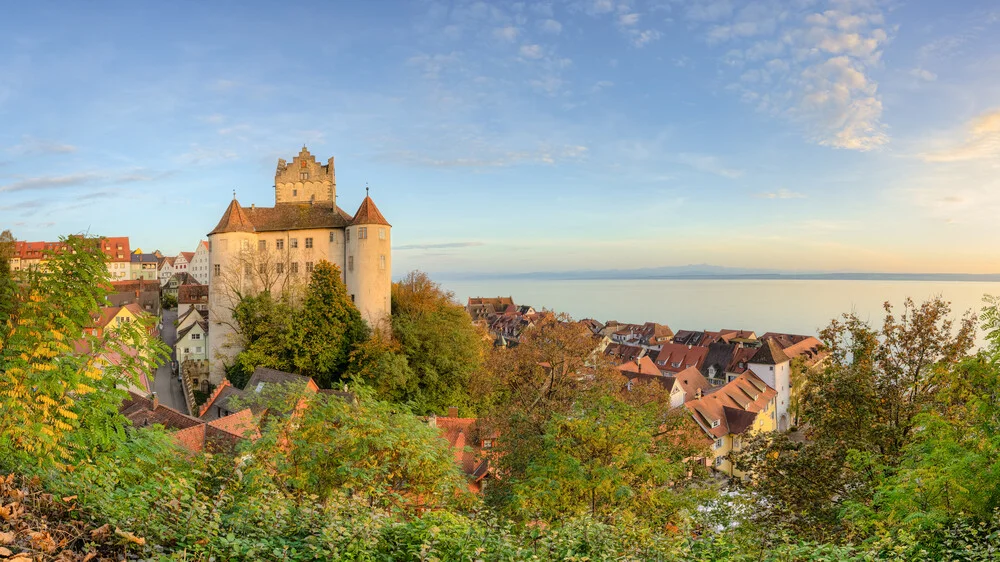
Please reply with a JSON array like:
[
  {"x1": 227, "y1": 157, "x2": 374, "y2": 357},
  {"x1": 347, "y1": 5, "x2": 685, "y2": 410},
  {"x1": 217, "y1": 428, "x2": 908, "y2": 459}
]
[
  {"x1": 231, "y1": 261, "x2": 367, "y2": 388},
  {"x1": 512, "y1": 394, "x2": 706, "y2": 527},
  {"x1": 295, "y1": 260, "x2": 369, "y2": 387},
  {"x1": 388, "y1": 271, "x2": 486, "y2": 414},
  {"x1": 0, "y1": 235, "x2": 167, "y2": 468},
  {"x1": 0, "y1": 229, "x2": 16, "y2": 327},
  {"x1": 237, "y1": 385, "x2": 469, "y2": 511}
]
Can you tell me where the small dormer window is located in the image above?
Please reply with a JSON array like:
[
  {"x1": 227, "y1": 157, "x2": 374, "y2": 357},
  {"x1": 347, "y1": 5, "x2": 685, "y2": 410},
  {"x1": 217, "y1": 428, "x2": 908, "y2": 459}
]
[
  {"x1": 255, "y1": 383, "x2": 265, "y2": 393},
  {"x1": 711, "y1": 419, "x2": 720, "y2": 428},
  {"x1": 482, "y1": 439, "x2": 493, "y2": 449}
]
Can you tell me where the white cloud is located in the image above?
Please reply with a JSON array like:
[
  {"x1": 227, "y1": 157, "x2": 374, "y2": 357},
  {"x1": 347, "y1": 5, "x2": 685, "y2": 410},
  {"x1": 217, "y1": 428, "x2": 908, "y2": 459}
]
[
  {"x1": 6, "y1": 137, "x2": 77, "y2": 156},
  {"x1": 619, "y1": 13, "x2": 640, "y2": 26},
  {"x1": 692, "y1": 2, "x2": 891, "y2": 151},
  {"x1": 674, "y1": 152, "x2": 743, "y2": 178},
  {"x1": 627, "y1": 29, "x2": 661, "y2": 47},
  {"x1": 920, "y1": 109, "x2": 1000, "y2": 163},
  {"x1": 519, "y1": 44, "x2": 544, "y2": 59},
  {"x1": 493, "y1": 26, "x2": 519, "y2": 41},
  {"x1": 591, "y1": 80, "x2": 614, "y2": 92},
  {"x1": 755, "y1": 188, "x2": 806, "y2": 199},
  {"x1": 539, "y1": 18, "x2": 563, "y2": 34},
  {"x1": 587, "y1": 0, "x2": 615, "y2": 15},
  {"x1": 909, "y1": 67, "x2": 937, "y2": 82}
]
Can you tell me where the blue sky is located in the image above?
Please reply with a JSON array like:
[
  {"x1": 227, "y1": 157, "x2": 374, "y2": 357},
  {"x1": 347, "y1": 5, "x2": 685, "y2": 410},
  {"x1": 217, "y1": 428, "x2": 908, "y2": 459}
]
[{"x1": 1, "y1": 0, "x2": 998, "y2": 275}]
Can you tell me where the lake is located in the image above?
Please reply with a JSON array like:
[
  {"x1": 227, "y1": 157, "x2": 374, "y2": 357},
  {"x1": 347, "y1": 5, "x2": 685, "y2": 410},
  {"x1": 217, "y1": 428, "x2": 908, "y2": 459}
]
[{"x1": 441, "y1": 279, "x2": 1000, "y2": 345}]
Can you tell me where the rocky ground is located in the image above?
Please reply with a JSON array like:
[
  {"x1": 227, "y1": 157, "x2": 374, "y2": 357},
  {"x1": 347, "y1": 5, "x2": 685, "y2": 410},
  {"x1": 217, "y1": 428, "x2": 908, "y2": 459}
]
[{"x1": 0, "y1": 474, "x2": 149, "y2": 561}]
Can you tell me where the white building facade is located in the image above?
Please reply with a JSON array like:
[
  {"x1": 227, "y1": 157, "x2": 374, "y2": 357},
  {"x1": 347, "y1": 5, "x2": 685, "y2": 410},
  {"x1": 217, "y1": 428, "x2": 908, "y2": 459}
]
[{"x1": 206, "y1": 147, "x2": 391, "y2": 384}]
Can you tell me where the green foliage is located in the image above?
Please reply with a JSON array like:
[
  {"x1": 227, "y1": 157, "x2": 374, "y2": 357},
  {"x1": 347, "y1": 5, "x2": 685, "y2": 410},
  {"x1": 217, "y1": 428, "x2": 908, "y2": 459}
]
[
  {"x1": 161, "y1": 292, "x2": 178, "y2": 309},
  {"x1": 385, "y1": 271, "x2": 487, "y2": 415},
  {"x1": 0, "y1": 235, "x2": 167, "y2": 468},
  {"x1": 0, "y1": 229, "x2": 16, "y2": 327},
  {"x1": 236, "y1": 386, "x2": 469, "y2": 510},
  {"x1": 231, "y1": 261, "x2": 368, "y2": 388},
  {"x1": 511, "y1": 394, "x2": 704, "y2": 526}
]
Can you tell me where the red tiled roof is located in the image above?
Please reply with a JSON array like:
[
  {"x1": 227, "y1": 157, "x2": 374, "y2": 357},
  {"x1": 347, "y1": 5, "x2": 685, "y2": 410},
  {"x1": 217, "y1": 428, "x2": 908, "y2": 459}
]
[
  {"x1": 749, "y1": 338, "x2": 791, "y2": 365},
  {"x1": 350, "y1": 196, "x2": 391, "y2": 226},
  {"x1": 209, "y1": 199, "x2": 256, "y2": 235},
  {"x1": 207, "y1": 408, "x2": 261, "y2": 440},
  {"x1": 684, "y1": 369, "x2": 776, "y2": 438},
  {"x1": 655, "y1": 343, "x2": 709, "y2": 374}
]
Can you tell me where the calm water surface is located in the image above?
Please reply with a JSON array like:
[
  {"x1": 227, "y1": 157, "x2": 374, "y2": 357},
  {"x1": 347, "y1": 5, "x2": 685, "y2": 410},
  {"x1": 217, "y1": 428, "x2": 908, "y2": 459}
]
[{"x1": 442, "y1": 279, "x2": 1000, "y2": 344}]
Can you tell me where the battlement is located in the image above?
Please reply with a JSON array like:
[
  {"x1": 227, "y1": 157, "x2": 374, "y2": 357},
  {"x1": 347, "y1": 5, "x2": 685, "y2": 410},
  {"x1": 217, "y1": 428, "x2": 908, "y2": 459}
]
[{"x1": 274, "y1": 146, "x2": 336, "y2": 205}]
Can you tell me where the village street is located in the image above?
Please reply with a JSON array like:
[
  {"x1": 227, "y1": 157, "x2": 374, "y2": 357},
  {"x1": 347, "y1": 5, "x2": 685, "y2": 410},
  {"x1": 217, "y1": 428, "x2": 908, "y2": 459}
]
[{"x1": 152, "y1": 308, "x2": 187, "y2": 412}]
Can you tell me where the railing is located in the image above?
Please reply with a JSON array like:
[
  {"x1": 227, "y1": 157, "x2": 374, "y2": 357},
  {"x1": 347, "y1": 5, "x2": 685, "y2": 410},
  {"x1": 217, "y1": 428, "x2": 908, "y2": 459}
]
[{"x1": 179, "y1": 363, "x2": 196, "y2": 416}]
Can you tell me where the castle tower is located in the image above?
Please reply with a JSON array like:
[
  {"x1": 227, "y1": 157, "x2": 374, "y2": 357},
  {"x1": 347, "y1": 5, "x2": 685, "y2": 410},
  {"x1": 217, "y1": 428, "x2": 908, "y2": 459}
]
[
  {"x1": 274, "y1": 146, "x2": 336, "y2": 205},
  {"x1": 344, "y1": 192, "x2": 391, "y2": 327},
  {"x1": 748, "y1": 339, "x2": 792, "y2": 431}
]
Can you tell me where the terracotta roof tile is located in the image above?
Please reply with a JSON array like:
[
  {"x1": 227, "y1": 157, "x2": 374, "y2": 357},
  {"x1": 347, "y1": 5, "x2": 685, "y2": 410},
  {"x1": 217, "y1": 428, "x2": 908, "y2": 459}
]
[
  {"x1": 208, "y1": 199, "x2": 256, "y2": 235},
  {"x1": 350, "y1": 196, "x2": 390, "y2": 226},
  {"x1": 750, "y1": 338, "x2": 791, "y2": 365}
]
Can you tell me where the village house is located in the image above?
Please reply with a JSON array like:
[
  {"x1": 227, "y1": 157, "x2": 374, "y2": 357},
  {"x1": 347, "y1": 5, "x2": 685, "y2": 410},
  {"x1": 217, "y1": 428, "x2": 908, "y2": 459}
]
[
  {"x1": 683, "y1": 369, "x2": 778, "y2": 475},
  {"x1": 467, "y1": 296, "x2": 516, "y2": 322},
  {"x1": 107, "y1": 279, "x2": 161, "y2": 316},
  {"x1": 120, "y1": 392, "x2": 258, "y2": 454},
  {"x1": 428, "y1": 407, "x2": 493, "y2": 493},
  {"x1": 654, "y1": 343, "x2": 710, "y2": 375},
  {"x1": 177, "y1": 284, "x2": 209, "y2": 317},
  {"x1": 85, "y1": 303, "x2": 146, "y2": 338},
  {"x1": 176, "y1": 312, "x2": 209, "y2": 365},
  {"x1": 157, "y1": 256, "x2": 176, "y2": 286},
  {"x1": 129, "y1": 250, "x2": 160, "y2": 281},
  {"x1": 163, "y1": 272, "x2": 199, "y2": 299},
  {"x1": 189, "y1": 240, "x2": 211, "y2": 285}
]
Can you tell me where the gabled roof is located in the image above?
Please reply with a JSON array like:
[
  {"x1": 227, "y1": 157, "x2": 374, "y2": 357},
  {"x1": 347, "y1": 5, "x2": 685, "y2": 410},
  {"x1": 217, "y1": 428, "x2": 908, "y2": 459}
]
[
  {"x1": 178, "y1": 284, "x2": 209, "y2": 304},
  {"x1": 245, "y1": 366, "x2": 319, "y2": 393},
  {"x1": 616, "y1": 355, "x2": 660, "y2": 377},
  {"x1": 655, "y1": 343, "x2": 709, "y2": 374},
  {"x1": 749, "y1": 338, "x2": 791, "y2": 365},
  {"x1": 672, "y1": 366, "x2": 712, "y2": 398},
  {"x1": 684, "y1": 369, "x2": 776, "y2": 438},
  {"x1": 350, "y1": 195, "x2": 391, "y2": 226},
  {"x1": 180, "y1": 251, "x2": 195, "y2": 262},
  {"x1": 209, "y1": 199, "x2": 256, "y2": 235}
]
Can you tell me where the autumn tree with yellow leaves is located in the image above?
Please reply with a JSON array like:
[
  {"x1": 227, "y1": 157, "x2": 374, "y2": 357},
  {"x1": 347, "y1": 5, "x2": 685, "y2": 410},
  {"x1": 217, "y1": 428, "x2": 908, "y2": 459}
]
[{"x1": 0, "y1": 234, "x2": 167, "y2": 469}]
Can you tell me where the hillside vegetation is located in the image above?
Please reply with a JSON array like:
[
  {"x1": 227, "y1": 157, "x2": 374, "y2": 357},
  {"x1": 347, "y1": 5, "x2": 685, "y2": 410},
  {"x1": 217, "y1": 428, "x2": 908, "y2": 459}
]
[{"x1": 2, "y1": 233, "x2": 1000, "y2": 560}]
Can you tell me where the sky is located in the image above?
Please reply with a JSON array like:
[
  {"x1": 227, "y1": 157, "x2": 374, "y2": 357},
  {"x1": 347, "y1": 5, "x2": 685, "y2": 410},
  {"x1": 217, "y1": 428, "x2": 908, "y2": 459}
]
[{"x1": 1, "y1": 0, "x2": 998, "y2": 276}]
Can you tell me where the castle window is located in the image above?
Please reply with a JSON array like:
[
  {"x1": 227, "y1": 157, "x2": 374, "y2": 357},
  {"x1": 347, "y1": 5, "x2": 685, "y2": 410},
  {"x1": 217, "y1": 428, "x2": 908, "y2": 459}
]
[
  {"x1": 300, "y1": 172, "x2": 308, "y2": 180},
  {"x1": 306, "y1": 261, "x2": 314, "y2": 273},
  {"x1": 276, "y1": 263, "x2": 284, "y2": 274},
  {"x1": 293, "y1": 189, "x2": 297, "y2": 196},
  {"x1": 358, "y1": 227, "x2": 368, "y2": 239},
  {"x1": 305, "y1": 237, "x2": 313, "y2": 249},
  {"x1": 350, "y1": 294, "x2": 355, "y2": 302},
  {"x1": 329, "y1": 231, "x2": 336, "y2": 243},
  {"x1": 290, "y1": 238, "x2": 298, "y2": 249},
  {"x1": 244, "y1": 264, "x2": 251, "y2": 276},
  {"x1": 290, "y1": 262, "x2": 298, "y2": 274},
  {"x1": 276, "y1": 239, "x2": 284, "y2": 250},
  {"x1": 346, "y1": 230, "x2": 350, "y2": 241},
  {"x1": 379, "y1": 255, "x2": 386, "y2": 270},
  {"x1": 348, "y1": 256, "x2": 354, "y2": 271},
  {"x1": 214, "y1": 264, "x2": 220, "y2": 275},
  {"x1": 258, "y1": 240, "x2": 266, "y2": 251},
  {"x1": 379, "y1": 228, "x2": 386, "y2": 240}
]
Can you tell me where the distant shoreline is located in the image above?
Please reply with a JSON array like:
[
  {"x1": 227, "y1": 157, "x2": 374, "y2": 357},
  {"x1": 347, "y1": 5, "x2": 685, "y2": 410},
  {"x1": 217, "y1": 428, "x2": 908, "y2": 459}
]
[{"x1": 437, "y1": 273, "x2": 1000, "y2": 283}]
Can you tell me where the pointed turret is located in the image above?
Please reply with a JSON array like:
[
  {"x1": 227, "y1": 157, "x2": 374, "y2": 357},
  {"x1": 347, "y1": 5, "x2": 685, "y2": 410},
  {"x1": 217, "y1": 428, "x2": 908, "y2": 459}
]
[
  {"x1": 749, "y1": 338, "x2": 790, "y2": 365},
  {"x1": 350, "y1": 195, "x2": 391, "y2": 226},
  {"x1": 208, "y1": 199, "x2": 255, "y2": 235}
]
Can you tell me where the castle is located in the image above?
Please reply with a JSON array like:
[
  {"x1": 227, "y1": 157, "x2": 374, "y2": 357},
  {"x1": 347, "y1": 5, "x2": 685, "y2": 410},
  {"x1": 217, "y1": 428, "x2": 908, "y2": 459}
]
[{"x1": 206, "y1": 147, "x2": 391, "y2": 383}]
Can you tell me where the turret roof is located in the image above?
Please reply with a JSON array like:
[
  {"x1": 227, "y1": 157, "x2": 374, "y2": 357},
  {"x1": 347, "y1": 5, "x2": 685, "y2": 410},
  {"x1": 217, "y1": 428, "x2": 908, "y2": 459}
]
[
  {"x1": 350, "y1": 195, "x2": 390, "y2": 226},
  {"x1": 209, "y1": 199, "x2": 256, "y2": 235},
  {"x1": 749, "y1": 338, "x2": 791, "y2": 365}
]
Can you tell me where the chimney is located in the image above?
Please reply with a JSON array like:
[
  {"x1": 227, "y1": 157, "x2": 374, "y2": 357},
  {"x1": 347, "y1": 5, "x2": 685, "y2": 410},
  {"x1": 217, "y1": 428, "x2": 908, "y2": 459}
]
[
  {"x1": 151, "y1": 392, "x2": 159, "y2": 409},
  {"x1": 250, "y1": 203, "x2": 255, "y2": 209},
  {"x1": 687, "y1": 344, "x2": 692, "y2": 350},
  {"x1": 695, "y1": 388, "x2": 703, "y2": 399},
  {"x1": 448, "y1": 406, "x2": 459, "y2": 418}
]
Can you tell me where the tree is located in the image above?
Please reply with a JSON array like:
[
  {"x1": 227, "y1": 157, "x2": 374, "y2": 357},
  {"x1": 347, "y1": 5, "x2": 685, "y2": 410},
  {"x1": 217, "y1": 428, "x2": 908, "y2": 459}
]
[
  {"x1": 295, "y1": 260, "x2": 369, "y2": 387},
  {"x1": 237, "y1": 386, "x2": 469, "y2": 511},
  {"x1": 231, "y1": 261, "x2": 367, "y2": 388},
  {"x1": 511, "y1": 394, "x2": 706, "y2": 527},
  {"x1": 0, "y1": 229, "x2": 16, "y2": 327},
  {"x1": 388, "y1": 271, "x2": 487, "y2": 415},
  {"x1": 0, "y1": 235, "x2": 167, "y2": 468},
  {"x1": 733, "y1": 296, "x2": 977, "y2": 542}
]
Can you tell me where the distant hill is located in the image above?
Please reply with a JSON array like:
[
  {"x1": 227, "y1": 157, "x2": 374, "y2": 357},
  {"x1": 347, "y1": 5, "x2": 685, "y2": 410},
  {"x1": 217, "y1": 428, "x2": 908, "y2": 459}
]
[{"x1": 438, "y1": 264, "x2": 1000, "y2": 282}]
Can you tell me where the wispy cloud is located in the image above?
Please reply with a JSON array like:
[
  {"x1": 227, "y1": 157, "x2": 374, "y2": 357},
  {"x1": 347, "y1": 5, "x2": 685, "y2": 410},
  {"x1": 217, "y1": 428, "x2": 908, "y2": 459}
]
[
  {"x1": 694, "y1": 2, "x2": 891, "y2": 151},
  {"x1": 674, "y1": 152, "x2": 743, "y2": 178},
  {"x1": 920, "y1": 109, "x2": 1000, "y2": 163},
  {"x1": 755, "y1": 188, "x2": 806, "y2": 199},
  {"x1": 539, "y1": 19, "x2": 562, "y2": 34},
  {"x1": 395, "y1": 242, "x2": 485, "y2": 250},
  {"x1": 909, "y1": 68, "x2": 937, "y2": 82},
  {"x1": 6, "y1": 136, "x2": 77, "y2": 156},
  {"x1": 0, "y1": 170, "x2": 162, "y2": 193},
  {"x1": 383, "y1": 144, "x2": 588, "y2": 168}
]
